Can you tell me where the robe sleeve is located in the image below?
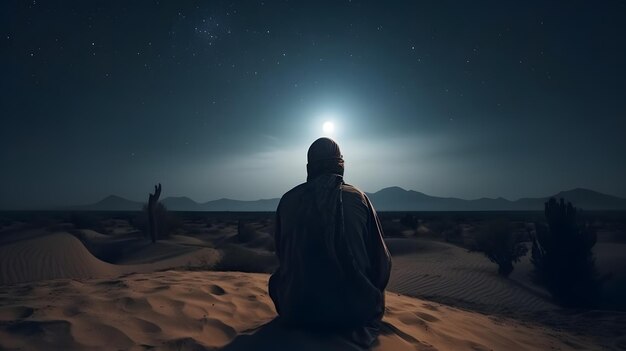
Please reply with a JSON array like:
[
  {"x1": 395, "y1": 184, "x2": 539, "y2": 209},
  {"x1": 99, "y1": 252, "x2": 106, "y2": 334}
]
[
  {"x1": 364, "y1": 195, "x2": 392, "y2": 291},
  {"x1": 269, "y1": 201, "x2": 284, "y2": 315},
  {"x1": 273, "y1": 201, "x2": 283, "y2": 261}
]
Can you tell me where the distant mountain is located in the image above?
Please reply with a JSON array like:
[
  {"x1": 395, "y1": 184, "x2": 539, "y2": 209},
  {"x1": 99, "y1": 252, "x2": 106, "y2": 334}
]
[
  {"x1": 201, "y1": 198, "x2": 280, "y2": 212},
  {"x1": 365, "y1": 187, "x2": 514, "y2": 211},
  {"x1": 514, "y1": 188, "x2": 626, "y2": 211},
  {"x1": 162, "y1": 197, "x2": 280, "y2": 211},
  {"x1": 69, "y1": 187, "x2": 626, "y2": 212},
  {"x1": 161, "y1": 196, "x2": 202, "y2": 211},
  {"x1": 555, "y1": 188, "x2": 626, "y2": 209},
  {"x1": 69, "y1": 195, "x2": 280, "y2": 212},
  {"x1": 367, "y1": 187, "x2": 626, "y2": 211},
  {"x1": 70, "y1": 195, "x2": 143, "y2": 211}
]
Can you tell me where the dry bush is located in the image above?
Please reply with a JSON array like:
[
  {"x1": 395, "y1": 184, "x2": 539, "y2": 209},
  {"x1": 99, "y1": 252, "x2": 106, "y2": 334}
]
[{"x1": 472, "y1": 220, "x2": 528, "y2": 277}]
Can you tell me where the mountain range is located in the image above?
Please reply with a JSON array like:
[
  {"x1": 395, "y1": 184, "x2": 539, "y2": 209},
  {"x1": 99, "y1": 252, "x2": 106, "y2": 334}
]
[{"x1": 69, "y1": 187, "x2": 626, "y2": 212}]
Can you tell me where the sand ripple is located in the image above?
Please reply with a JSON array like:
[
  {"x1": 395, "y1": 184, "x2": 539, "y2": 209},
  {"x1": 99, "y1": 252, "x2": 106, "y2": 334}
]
[
  {"x1": 0, "y1": 271, "x2": 605, "y2": 351},
  {"x1": 386, "y1": 238, "x2": 554, "y2": 313},
  {"x1": 0, "y1": 232, "x2": 220, "y2": 286}
]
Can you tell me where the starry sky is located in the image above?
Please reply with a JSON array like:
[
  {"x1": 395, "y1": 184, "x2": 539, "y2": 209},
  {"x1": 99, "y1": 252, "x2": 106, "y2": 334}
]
[{"x1": 1, "y1": 1, "x2": 626, "y2": 209}]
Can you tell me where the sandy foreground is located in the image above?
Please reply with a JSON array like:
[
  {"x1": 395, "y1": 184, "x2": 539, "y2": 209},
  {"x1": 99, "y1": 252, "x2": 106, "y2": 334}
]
[
  {"x1": 0, "y1": 230, "x2": 624, "y2": 350},
  {"x1": 0, "y1": 271, "x2": 603, "y2": 351}
]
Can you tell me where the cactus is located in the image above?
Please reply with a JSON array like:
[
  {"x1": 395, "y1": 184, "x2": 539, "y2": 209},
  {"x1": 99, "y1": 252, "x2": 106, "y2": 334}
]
[
  {"x1": 147, "y1": 183, "x2": 162, "y2": 243},
  {"x1": 531, "y1": 198, "x2": 599, "y2": 307}
]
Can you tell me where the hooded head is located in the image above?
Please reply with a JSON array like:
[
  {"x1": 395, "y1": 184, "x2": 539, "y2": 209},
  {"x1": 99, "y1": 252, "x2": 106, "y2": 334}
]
[{"x1": 306, "y1": 137, "x2": 344, "y2": 181}]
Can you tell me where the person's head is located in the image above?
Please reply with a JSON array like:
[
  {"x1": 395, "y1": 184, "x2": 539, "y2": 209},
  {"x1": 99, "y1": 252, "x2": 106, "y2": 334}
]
[{"x1": 306, "y1": 137, "x2": 344, "y2": 181}]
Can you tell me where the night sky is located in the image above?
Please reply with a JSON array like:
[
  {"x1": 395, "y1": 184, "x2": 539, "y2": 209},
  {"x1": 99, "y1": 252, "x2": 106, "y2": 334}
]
[{"x1": 1, "y1": 1, "x2": 626, "y2": 209}]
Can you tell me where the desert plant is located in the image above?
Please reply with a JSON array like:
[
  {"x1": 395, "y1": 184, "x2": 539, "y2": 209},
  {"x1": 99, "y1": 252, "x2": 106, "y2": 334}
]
[
  {"x1": 147, "y1": 183, "x2": 162, "y2": 243},
  {"x1": 472, "y1": 220, "x2": 528, "y2": 277},
  {"x1": 531, "y1": 198, "x2": 600, "y2": 307},
  {"x1": 134, "y1": 202, "x2": 171, "y2": 241},
  {"x1": 426, "y1": 217, "x2": 464, "y2": 244},
  {"x1": 232, "y1": 220, "x2": 276, "y2": 251},
  {"x1": 133, "y1": 185, "x2": 180, "y2": 242}
]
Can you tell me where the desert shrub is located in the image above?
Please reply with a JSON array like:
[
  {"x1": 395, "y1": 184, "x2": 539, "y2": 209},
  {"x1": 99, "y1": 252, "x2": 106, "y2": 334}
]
[
  {"x1": 232, "y1": 220, "x2": 275, "y2": 251},
  {"x1": 133, "y1": 203, "x2": 181, "y2": 240},
  {"x1": 472, "y1": 220, "x2": 528, "y2": 277},
  {"x1": 531, "y1": 198, "x2": 600, "y2": 307},
  {"x1": 424, "y1": 217, "x2": 463, "y2": 244}
]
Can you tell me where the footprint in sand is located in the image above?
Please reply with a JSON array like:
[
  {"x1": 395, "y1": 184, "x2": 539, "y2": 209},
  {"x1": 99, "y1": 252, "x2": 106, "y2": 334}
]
[
  {"x1": 421, "y1": 303, "x2": 439, "y2": 311},
  {"x1": 209, "y1": 284, "x2": 226, "y2": 295},
  {"x1": 117, "y1": 296, "x2": 152, "y2": 313},
  {"x1": 415, "y1": 311, "x2": 440, "y2": 322},
  {"x1": 130, "y1": 317, "x2": 162, "y2": 333}
]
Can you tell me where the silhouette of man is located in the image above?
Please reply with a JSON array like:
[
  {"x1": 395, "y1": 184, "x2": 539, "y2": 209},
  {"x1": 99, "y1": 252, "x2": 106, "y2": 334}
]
[{"x1": 269, "y1": 137, "x2": 392, "y2": 347}]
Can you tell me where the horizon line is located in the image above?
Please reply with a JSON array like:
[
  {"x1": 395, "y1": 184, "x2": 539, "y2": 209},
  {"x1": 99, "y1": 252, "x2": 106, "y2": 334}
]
[{"x1": 82, "y1": 186, "x2": 624, "y2": 205}]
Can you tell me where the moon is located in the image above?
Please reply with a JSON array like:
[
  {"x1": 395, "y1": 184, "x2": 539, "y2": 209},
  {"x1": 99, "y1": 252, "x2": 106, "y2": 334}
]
[{"x1": 322, "y1": 121, "x2": 335, "y2": 134}]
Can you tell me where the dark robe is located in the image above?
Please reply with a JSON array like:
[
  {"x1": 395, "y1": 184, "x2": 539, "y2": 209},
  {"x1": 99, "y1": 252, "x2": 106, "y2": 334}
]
[{"x1": 269, "y1": 173, "x2": 391, "y2": 346}]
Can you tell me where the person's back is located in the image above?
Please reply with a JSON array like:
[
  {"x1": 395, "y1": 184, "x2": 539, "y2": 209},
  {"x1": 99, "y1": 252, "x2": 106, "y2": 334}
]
[{"x1": 269, "y1": 137, "x2": 391, "y2": 346}]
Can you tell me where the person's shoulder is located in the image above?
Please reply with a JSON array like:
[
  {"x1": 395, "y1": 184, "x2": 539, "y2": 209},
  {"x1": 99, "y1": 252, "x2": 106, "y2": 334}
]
[
  {"x1": 277, "y1": 183, "x2": 307, "y2": 209},
  {"x1": 282, "y1": 183, "x2": 307, "y2": 198},
  {"x1": 342, "y1": 183, "x2": 369, "y2": 205},
  {"x1": 342, "y1": 183, "x2": 366, "y2": 196}
]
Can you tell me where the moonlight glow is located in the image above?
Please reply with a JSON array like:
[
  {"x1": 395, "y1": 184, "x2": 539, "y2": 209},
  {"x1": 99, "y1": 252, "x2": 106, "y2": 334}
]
[
  {"x1": 2, "y1": 1, "x2": 625, "y2": 209},
  {"x1": 322, "y1": 121, "x2": 335, "y2": 135}
]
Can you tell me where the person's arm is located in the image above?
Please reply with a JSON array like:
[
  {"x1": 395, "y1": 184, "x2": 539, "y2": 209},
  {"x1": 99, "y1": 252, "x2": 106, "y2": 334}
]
[
  {"x1": 364, "y1": 196, "x2": 392, "y2": 291},
  {"x1": 273, "y1": 201, "x2": 283, "y2": 262},
  {"x1": 268, "y1": 200, "x2": 284, "y2": 315}
]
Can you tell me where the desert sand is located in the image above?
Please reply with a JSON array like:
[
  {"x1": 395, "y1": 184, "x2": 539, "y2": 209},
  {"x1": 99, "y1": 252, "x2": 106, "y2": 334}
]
[
  {"x1": 0, "y1": 270, "x2": 603, "y2": 351},
  {"x1": 0, "y1": 231, "x2": 220, "y2": 286},
  {"x1": 0, "y1": 225, "x2": 625, "y2": 350}
]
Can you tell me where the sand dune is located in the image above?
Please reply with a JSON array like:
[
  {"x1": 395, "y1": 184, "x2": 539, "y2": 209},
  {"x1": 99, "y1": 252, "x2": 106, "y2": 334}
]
[
  {"x1": 1, "y1": 229, "x2": 624, "y2": 349},
  {"x1": 0, "y1": 232, "x2": 122, "y2": 285},
  {"x1": 0, "y1": 271, "x2": 605, "y2": 351},
  {"x1": 386, "y1": 238, "x2": 554, "y2": 314},
  {"x1": 386, "y1": 238, "x2": 626, "y2": 314},
  {"x1": 0, "y1": 231, "x2": 219, "y2": 286}
]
